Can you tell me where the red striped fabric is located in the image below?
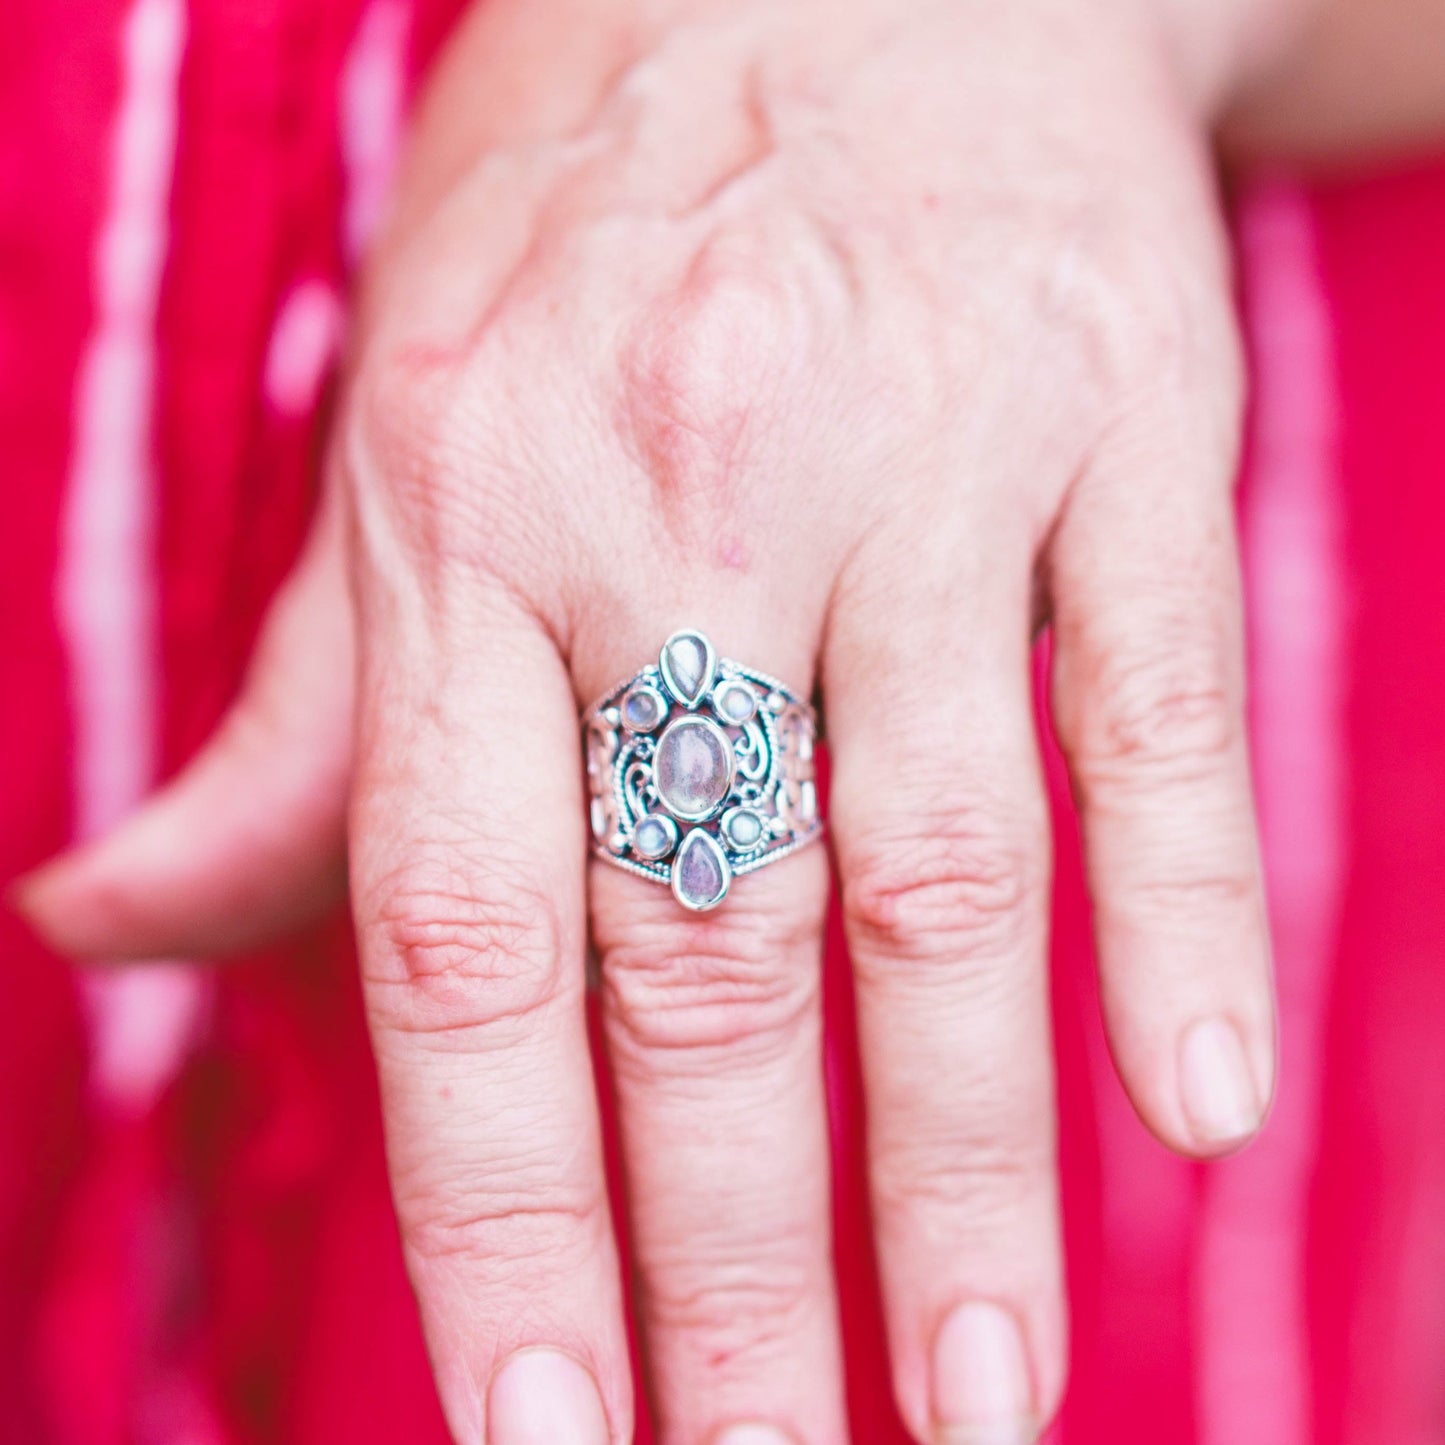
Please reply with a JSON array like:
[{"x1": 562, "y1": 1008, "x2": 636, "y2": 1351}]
[{"x1": 4, "y1": 3, "x2": 1445, "y2": 1440}]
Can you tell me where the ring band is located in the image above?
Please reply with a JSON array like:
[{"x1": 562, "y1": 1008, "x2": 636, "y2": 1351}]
[{"x1": 582, "y1": 628, "x2": 823, "y2": 911}]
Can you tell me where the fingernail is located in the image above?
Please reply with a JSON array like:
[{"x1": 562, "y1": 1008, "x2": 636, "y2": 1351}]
[
  {"x1": 713, "y1": 1427, "x2": 797, "y2": 1445},
  {"x1": 1178, "y1": 1015, "x2": 1263, "y2": 1147},
  {"x1": 489, "y1": 1349, "x2": 609, "y2": 1445},
  {"x1": 932, "y1": 1300, "x2": 1036, "y2": 1444}
]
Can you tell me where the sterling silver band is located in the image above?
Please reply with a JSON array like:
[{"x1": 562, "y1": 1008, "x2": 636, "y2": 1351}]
[{"x1": 582, "y1": 628, "x2": 822, "y2": 911}]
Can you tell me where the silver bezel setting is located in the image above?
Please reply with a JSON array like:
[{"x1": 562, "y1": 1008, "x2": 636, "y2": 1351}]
[
  {"x1": 620, "y1": 682, "x2": 668, "y2": 734},
  {"x1": 632, "y1": 813, "x2": 679, "y2": 861},
  {"x1": 719, "y1": 805, "x2": 767, "y2": 853},
  {"x1": 658, "y1": 628, "x2": 717, "y2": 708}
]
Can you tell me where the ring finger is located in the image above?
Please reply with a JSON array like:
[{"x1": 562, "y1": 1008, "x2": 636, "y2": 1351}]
[{"x1": 578, "y1": 615, "x2": 845, "y2": 1445}]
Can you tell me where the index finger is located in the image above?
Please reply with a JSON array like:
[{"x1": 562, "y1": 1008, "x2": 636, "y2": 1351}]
[{"x1": 350, "y1": 589, "x2": 628, "y2": 1445}]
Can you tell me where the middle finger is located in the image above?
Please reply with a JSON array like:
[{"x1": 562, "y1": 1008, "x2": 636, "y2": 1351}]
[{"x1": 827, "y1": 520, "x2": 1064, "y2": 1445}]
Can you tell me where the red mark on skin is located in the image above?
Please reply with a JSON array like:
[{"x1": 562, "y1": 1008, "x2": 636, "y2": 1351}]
[
  {"x1": 716, "y1": 537, "x2": 749, "y2": 571},
  {"x1": 439, "y1": 1086, "x2": 453, "y2": 1101},
  {"x1": 922, "y1": 192, "x2": 940, "y2": 211},
  {"x1": 394, "y1": 338, "x2": 470, "y2": 374}
]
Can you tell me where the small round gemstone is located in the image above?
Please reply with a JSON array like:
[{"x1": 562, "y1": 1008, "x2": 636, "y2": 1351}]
[
  {"x1": 632, "y1": 814, "x2": 677, "y2": 860},
  {"x1": 654, "y1": 716, "x2": 735, "y2": 821},
  {"x1": 621, "y1": 685, "x2": 665, "y2": 733},
  {"x1": 714, "y1": 680, "x2": 757, "y2": 726},
  {"x1": 722, "y1": 807, "x2": 765, "y2": 851}
]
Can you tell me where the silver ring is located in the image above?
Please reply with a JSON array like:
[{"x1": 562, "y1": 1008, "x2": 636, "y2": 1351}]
[{"x1": 582, "y1": 628, "x2": 823, "y2": 911}]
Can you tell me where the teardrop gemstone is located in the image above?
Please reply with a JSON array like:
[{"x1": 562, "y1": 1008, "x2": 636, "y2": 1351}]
[
  {"x1": 671, "y1": 829, "x2": 732, "y2": 911},
  {"x1": 654, "y1": 716, "x2": 734, "y2": 821},
  {"x1": 660, "y1": 629, "x2": 715, "y2": 707}
]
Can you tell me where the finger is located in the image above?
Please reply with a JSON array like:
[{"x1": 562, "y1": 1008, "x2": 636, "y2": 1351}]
[
  {"x1": 584, "y1": 618, "x2": 840, "y2": 1443},
  {"x1": 1048, "y1": 413, "x2": 1274, "y2": 1158},
  {"x1": 351, "y1": 594, "x2": 627, "y2": 1445},
  {"x1": 13, "y1": 513, "x2": 352, "y2": 958},
  {"x1": 827, "y1": 519, "x2": 1064, "y2": 1445}
]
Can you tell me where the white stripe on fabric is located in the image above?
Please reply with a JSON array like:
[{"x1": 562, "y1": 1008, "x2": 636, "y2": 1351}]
[
  {"x1": 58, "y1": 0, "x2": 206, "y2": 1114},
  {"x1": 340, "y1": 0, "x2": 413, "y2": 264}
]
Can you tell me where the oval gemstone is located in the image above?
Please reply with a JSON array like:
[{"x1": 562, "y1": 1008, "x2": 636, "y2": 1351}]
[
  {"x1": 654, "y1": 716, "x2": 734, "y2": 821},
  {"x1": 671, "y1": 829, "x2": 732, "y2": 911}
]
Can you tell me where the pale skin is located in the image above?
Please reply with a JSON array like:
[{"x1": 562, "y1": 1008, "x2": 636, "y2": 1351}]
[{"x1": 15, "y1": 0, "x2": 1445, "y2": 1441}]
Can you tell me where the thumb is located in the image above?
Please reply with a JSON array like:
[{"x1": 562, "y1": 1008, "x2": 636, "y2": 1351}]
[{"x1": 14, "y1": 509, "x2": 354, "y2": 960}]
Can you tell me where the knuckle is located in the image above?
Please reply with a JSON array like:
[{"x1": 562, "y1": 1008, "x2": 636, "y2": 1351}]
[
  {"x1": 842, "y1": 803, "x2": 1044, "y2": 966},
  {"x1": 349, "y1": 342, "x2": 466, "y2": 506},
  {"x1": 1112, "y1": 271, "x2": 1226, "y2": 396},
  {"x1": 346, "y1": 341, "x2": 542, "y2": 578},
  {"x1": 364, "y1": 863, "x2": 571, "y2": 1039},
  {"x1": 599, "y1": 899, "x2": 819, "y2": 1064},
  {"x1": 400, "y1": 1174, "x2": 607, "y2": 1274},
  {"x1": 1069, "y1": 633, "x2": 1240, "y2": 794},
  {"x1": 1052, "y1": 217, "x2": 1241, "y2": 412},
  {"x1": 1120, "y1": 866, "x2": 1260, "y2": 927},
  {"x1": 616, "y1": 252, "x2": 821, "y2": 515},
  {"x1": 642, "y1": 1249, "x2": 816, "y2": 1353},
  {"x1": 872, "y1": 1129, "x2": 1051, "y2": 1226}
]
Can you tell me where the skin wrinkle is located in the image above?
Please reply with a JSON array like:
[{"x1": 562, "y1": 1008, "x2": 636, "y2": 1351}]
[
  {"x1": 596, "y1": 882, "x2": 823, "y2": 1062},
  {"x1": 602, "y1": 966, "x2": 818, "y2": 1065},
  {"x1": 396, "y1": 1108, "x2": 601, "y2": 1190},
  {"x1": 641, "y1": 1269, "x2": 821, "y2": 1359},
  {"x1": 406, "y1": 1198, "x2": 607, "y2": 1268},
  {"x1": 843, "y1": 830, "x2": 1040, "y2": 948},
  {"x1": 672, "y1": 62, "x2": 781, "y2": 218}
]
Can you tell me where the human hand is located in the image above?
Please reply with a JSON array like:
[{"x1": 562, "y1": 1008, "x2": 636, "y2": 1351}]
[{"x1": 20, "y1": 0, "x2": 1294, "y2": 1438}]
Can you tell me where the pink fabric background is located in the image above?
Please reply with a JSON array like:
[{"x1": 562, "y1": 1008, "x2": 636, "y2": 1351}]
[{"x1": 2, "y1": 1, "x2": 1444, "y2": 1440}]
